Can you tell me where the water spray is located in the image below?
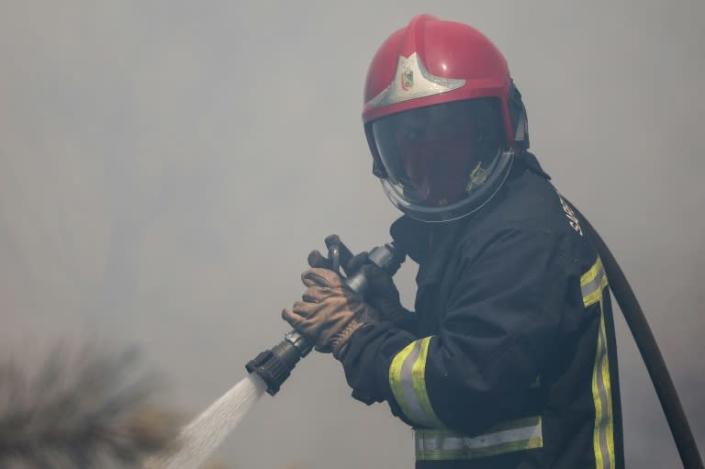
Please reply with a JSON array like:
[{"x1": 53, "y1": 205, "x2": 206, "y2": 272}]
[{"x1": 147, "y1": 241, "x2": 405, "y2": 468}]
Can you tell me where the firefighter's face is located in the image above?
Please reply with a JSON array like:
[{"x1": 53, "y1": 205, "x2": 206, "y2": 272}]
[
  {"x1": 393, "y1": 109, "x2": 479, "y2": 206},
  {"x1": 371, "y1": 98, "x2": 508, "y2": 222}
]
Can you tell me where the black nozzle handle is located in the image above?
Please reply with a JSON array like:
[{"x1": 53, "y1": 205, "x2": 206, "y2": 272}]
[{"x1": 346, "y1": 242, "x2": 405, "y2": 294}]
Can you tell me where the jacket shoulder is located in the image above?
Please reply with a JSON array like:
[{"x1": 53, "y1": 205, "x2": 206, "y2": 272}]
[{"x1": 460, "y1": 161, "x2": 597, "y2": 275}]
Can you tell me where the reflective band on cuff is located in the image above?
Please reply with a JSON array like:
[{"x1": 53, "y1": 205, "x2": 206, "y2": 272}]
[
  {"x1": 581, "y1": 257, "x2": 608, "y2": 307},
  {"x1": 388, "y1": 337, "x2": 442, "y2": 428},
  {"x1": 415, "y1": 416, "x2": 543, "y2": 461}
]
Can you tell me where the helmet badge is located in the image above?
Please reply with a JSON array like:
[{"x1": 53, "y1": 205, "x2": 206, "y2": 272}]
[
  {"x1": 466, "y1": 162, "x2": 489, "y2": 193},
  {"x1": 366, "y1": 53, "x2": 465, "y2": 110},
  {"x1": 401, "y1": 67, "x2": 414, "y2": 90}
]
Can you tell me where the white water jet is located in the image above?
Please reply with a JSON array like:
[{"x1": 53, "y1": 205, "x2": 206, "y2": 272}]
[{"x1": 146, "y1": 374, "x2": 266, "y2": 469}]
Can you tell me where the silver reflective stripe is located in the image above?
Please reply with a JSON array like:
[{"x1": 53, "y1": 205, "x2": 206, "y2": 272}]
[
  {"x1": 397, "y1": 341, "x2": 429, "y2": 424},
  {"x1": 416, "y1": 417, "x2": 543, "y2": 461},
  {"x1": 581, "y1": 258, "x2": 607, "y2": 307},
  {"x1": 388, "y1": 337, "x2": 442, "y2": 427}
]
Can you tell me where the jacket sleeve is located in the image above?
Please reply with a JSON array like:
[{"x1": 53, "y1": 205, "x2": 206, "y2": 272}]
[{"x1": 340, "y1": 227, "x2": 569, "y2": 434}]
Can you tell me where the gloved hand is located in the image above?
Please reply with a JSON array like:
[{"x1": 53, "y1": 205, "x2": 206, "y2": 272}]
[
  {"x1": 282, "y1": 267, "x2": 380, "y2": 358},
  {"x1": 307, "y1": 234, "x2": 410, "y2": 324}
]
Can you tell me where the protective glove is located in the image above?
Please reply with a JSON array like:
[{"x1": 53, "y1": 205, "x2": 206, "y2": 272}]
[
  {"x1": 307, "y1": 234, "x2": 410, "y2": 324},
  {"x1": 281, "y1": 267, "x2": 381, "y2": 358}
]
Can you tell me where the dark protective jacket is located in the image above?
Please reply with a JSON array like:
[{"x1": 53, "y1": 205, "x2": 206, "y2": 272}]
[{"x1": 341, "y1": 152, "x2": 625, "y2": 468}]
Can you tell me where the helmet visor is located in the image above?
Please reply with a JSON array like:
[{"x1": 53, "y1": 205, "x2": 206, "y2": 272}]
[{"x1": 371, "y1": 99, "x2": 513, "y2": 221}]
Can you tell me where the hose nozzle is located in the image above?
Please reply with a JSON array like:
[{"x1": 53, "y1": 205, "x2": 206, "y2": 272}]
[
  {"x1": 246, "y1": 332, "x2": 312, "y2": 396},
  {"x1": 246, "y1": 241, "x2": 405, "y2": 396}
]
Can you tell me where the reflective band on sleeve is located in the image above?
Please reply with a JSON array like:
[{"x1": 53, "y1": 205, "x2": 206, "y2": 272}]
[
  {"x1": 581, "y1": 257, "x2": 608, "y2": 307},
  {"x1": 415, "y1": 416, "x2": 543, "y2": 461},
  {"x1": 388, "y1": 337, "x2": 443, "y2": 428},
  {"x1": 582, "y1": 258, "x2": 616, "y2": 469}
]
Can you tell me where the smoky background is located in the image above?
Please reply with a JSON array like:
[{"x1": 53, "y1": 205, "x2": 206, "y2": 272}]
[{"x1": 0, "y1": 1, "x2": 702, "y2": 468}]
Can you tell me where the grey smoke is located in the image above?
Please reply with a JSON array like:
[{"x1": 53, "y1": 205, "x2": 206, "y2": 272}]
[{"x1": 0, "y1": 1, "x2": 703, "y2": 467}]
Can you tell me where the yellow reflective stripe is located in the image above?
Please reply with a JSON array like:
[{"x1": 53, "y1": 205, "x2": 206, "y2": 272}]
[
  {"x1": 592, "y1": 296, "x2": 616, "y2": 469},
  {"x1": 389, "y1": 341, "x2": 419, "y2": 423},
  {"x1": 412, "y1": 337, "x2": 443, "y2": 427},
  {"x1": 582, "y1": 257, "x2": 616, "y2": 469},
  {"x1": 416, "y1": 416, "x2": 543, "y2": 461},
  {"x1": 581, "y1": 257, "x2": 608, "y2": 307},
  {"x1": 388, "y1": 337, "x2": 442, "y2": 427}
]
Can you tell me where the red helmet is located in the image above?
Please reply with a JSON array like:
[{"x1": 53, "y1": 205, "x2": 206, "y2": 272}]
[{"x1": 363, "y1": 14, "x2": 528, "y2": 222}]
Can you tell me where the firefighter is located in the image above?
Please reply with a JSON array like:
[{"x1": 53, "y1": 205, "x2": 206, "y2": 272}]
[{"x1": 282, "y1": 14, "x2": 625, "y2": 469}]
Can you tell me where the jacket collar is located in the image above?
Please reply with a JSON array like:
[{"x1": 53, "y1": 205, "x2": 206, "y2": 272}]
[
  {"x1": 390, "y1": 215, "x2": 470, "y2": 285},
  {"x1": 388, "y1": 152, "x2": 551, "y2": 280},
  {"x1": 519, "y1": 151, "x2": 551, "y2": 180}
]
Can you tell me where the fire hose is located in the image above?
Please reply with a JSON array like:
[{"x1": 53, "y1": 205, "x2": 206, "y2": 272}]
[{"x1": 567, "y1": 199, "x2": 703, "y2": 469}]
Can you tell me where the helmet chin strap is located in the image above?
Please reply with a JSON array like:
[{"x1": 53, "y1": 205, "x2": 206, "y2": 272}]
[
  {"x1": 509, "y1": 80, "x2": 530, "y2": 150},
  {"x1": 513, "y1": 110, "x2": 528, "y2": 148}
]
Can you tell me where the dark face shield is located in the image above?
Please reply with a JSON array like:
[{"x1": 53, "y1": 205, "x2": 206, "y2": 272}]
[{"x1": 371, "y1": 99, "x2": 514, "y2": 222}]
